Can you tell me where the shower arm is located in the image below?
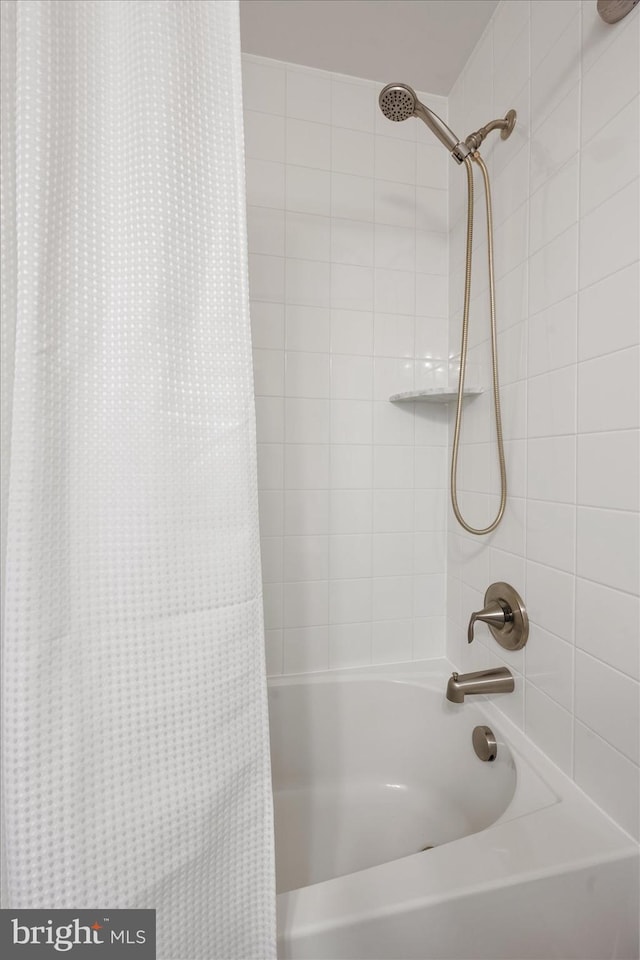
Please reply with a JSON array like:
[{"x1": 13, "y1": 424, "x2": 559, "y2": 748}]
[{"x1": 464, "y1": 109, "x2": 517, "y2": 152}]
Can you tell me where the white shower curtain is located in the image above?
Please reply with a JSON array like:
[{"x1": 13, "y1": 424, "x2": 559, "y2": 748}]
[{"x1": 0, "y1": 1, "x2": 276, "y2": 957}]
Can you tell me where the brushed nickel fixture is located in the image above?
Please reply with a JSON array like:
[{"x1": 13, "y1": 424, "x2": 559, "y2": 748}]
[
  {"x1": 472, "y1": 725, "x2": 497, "y2": 761},
  {"x1": 446, "y1": 667, "x2": 514, "y2": 703},
  {"x1": 597, "y1": 0, "x2": 638, "y2": 23},
  {"x1": 378, "y1": 83, "x2": 516, "y2": 535},
  {"x1": 467, "y1": 582, "x2": 529, "y2": 650}
]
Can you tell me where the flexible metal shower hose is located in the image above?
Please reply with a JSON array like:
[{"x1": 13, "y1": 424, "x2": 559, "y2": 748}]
[{"x1": 450, "y1": 152, "x2": 507, "y2": 535}]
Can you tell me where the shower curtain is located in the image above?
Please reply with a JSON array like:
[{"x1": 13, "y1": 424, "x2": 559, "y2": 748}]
[{"x1": 0, "y1": 1, "x2": 276, "y2": 956}]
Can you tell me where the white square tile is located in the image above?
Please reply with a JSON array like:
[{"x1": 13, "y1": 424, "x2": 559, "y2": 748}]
[
  {"x1": 329, "y1": 622, "x2": 372, "y2": 668},
  {"x1": 577, "y1": 506, "x2": 639, "y2": 595},
  {"x1": 575, "y1": 650, "x2": 639, "y2": 763},
  {"x1": 416, "y1": 187, "x2": 448, "y2": 233},
  {"x1": 530, "y1": 84, "x2": 580, "y2": 193},
  {"x1": 524, "y1": 682, "x2": 573, "y2": 774},
  {"x1": 250, "y1": 301, "x2": 285, "y2": 350},
  {"x1": 576, "y1": 579, "x2": 640, "y2": 680},
  {"x1": 579, "y1": 180, "x2": 639, "y2": 290},
  {"x1": 414, "y1": 490, "x2": 446, "y2": 531},
  {"x1": 283, "y1": 626, "x2": 329, "y2": 674},
  {"x1": 527, "y1": 366, "x2": 576, "y2": 437},
  {"x1": 500, "y1": 380, "x2": 527, "y2": 441},
  {"x1": 260, "y1": 536, "x2": 282, "y2": 583},
  {"x1": 529, "y1": 156, "x2": 579, "y2": 254},
  {"x1": 413, "y1": 574, "x2": 445, "y2": 618},
  {"x1": 258, "y1": 490, "x2": 283, "y2": 538},
  {"x1": 414, "y1": 531, "x2": 446, "y2": 575},
  {"x1": 255, "y1": 396, "x2": 284, "y2": 443},
  {"x1": 413, "y1": 616, "x2": 446, "y2": 660},
  {"x1": 373, "y1": 401, "x2": 415, "y2": 446},
  {"x1": 375, "y1": 136, "x2": 416, "y2": 184},
  {"x1": 578, "y1": 262, "x2": 639, "y2": 362},
  {"x1": 374, "y1": 224, "x2": 416, "y2": 272},
  {"x1": 415, "y1": 230, "x2": 447, "y2": 276},
  {"x1": 373, "y1": 313, "x2": 414, "y2": 359},
  {"x1": 242, "y1": 57, "x2": 286, "y2": 115},
  {"x1": 416, "y1": 142, "x2": 448, "y2": 190},
  {"x1": 372, "y1": 533, "x2": 413, "y2": 577},
  {"x1": 330, "y1": 444, "x2": 373, "y2": 489},
  {"x1": 528, "y1": 295, "x2": 577, "y2": 377},
  {"x1": 286, "y1": 68, "x2": 331, "y2": 124},
  {"x1": 526, "y1": 560, "x2": 575, "y2": 643},
  {"x1": 331, "y1": 173, "x2": 374, "y2": 222},
  {"x1": 245, "y1": 158, "x2": 285, "y2": 209},
  {"x1": 331, "y1": 218, "x2": 374, "y2": 266},
  {"x1": 374, "y1": 269, "x2": 415, "y2": 315},
  {"x1": 284, "y1": 489, "x2": 330, "y2": 537},
  {"x1": 494, "y1": 21, "x2": 530, "y2": 108},
  {"x1": 577, "y1": 431, "x2": 639, "y2": 512},
  {"x1": 330, "y1": 399, "x2": 372, "y2": 444},
  {"x1": 578, "y1": 347, "x2": 639, "y2": 433},
  {"x1": 526, "y1": 623, "x2": 574, "y2": 711},
  {"x1": 284, "y1": 398, "x2": 330, "y2": 444},
  {"x1": 580, "y1": 98, "x2": 638, "y2": 219},
  {"x1": 414, "y1": 316, "x2": 448, "y2": 364},
  {"x1": 493, "y1": 0, "x2": 531, "y2": 56},
  {"x1": 257, "y1": 443, "x2": 284, "y2": 490},
  {"x1": 416, "y1": 273, "x2": 448, "y2": 318},
  {"x1": 527, "y1": 436, "x2": 576, "y2": 503},
  {"x1": 329, "y1": 534, "x2": 372, "y2": 579},
  {"x1": 330, "y1": 309, "x2": 374, "y2": 356},
  {"x1": 331, "y1": 78, "x2": 376, "y2": 132},
  {"x1": 332, "y1": 127, "x2": 375, "y2": 177},
  {"x1": 372, "y1": 576, "x2": 414, "y2": 621},
  {"x1": 263, "y1": 582, "x2": 283, "y2": 630},
  {"x1": 374, "y1": 489, "x2": 414, "y2": 533},
  {"x1": 285, "y1": 212, "x2": 331, "y2": 262},
  {"x1": 372, "y1": 619, "x2": 413, "y2": 664},
  {"x1": 374, "y1": 180, "x2": 415, "y2": 228},
  {"x1": 285, "y1": 351, "x2": 330, "y2": 399},
  {"x1": 248, "y1": 253, "x2": 285, "y2": 302},
  {"x1": 581, "y1": 17, "x2": 639, "y2": 146},
  {"x1": 529, "y1": 225, "x2": 578, "y2": 316},
  {"x1": 494, "y1": 144, "x2": 531, "y2": 229},
  {"x1": 494, "y1": 204, "x2": 529, "y2": 279},
  {"x1": 283, "y1": 535, "x2": 328, "y2": 582},
  {"x1": 245, "y1": 110, "x2": 285, "y2": 162},
  {"x1": 265, "y1": 629, "x2": 283, "y2": 676},
  {"x1": 286, "y1": 118, "x2": 331, "y2": 170},
  {"x1": 414, "y1": 445, "x2": 447, "y2": 489},
  {"x1": 497, "y1": 321, "x2": 527, "y2": 385},
  {"x1": 330, "y1": 489, "x2": 373, "y2": 534},
  {"x1": 527, "y1": 500, "x2": 576, "y2": 573},
  {"x1": 531, "y1": 1, "x2": 580, "y2": 70},
  {"x1": 531, "y1": 13, "x2": 580, "y2": 128},
  {"x1": 285, "y1": 304, "x2": 330, "y2": 353},
  {"x1": 286, "y1": 165, "x2": 331, "y2": 216},
  {"x1": 284, "y1": 444, "x2": 330, "y2": 490},
  {"x1": 286, "y1": 258, "x2": 331, "y2": 307},
  {"x1": 252, "y1": 348, "x2": 284, "y2": 397},
  {"x1": 374, "y1": 444, "x2": 414, "y2": 488},
  {"x1": 329, "y1": 578, "x2": 372, "y2": 624},
  {"x1": 331, "y1": 263, "x2": 374, "y2": 311},
  {"x1": 574, "y1": 721, "x2": 640, "y2": 840},
  {"x1": 247, "y1": 205, "x2": 286, "y2": 257},
  {"x1": 373, "y1": 357, "x2": 414, "y2": 400},
  {"x1": 331, "y1": 355, "x2": 373, "y2": 400}
]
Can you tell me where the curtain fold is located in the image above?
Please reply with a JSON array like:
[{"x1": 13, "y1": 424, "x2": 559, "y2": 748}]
[{"x1": 0, "y1": 1, "x2": 276, "y2": 956}]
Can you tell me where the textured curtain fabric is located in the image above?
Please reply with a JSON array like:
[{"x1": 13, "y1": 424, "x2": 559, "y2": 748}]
[{"x1": 0, "y1": 1, "x2": 276, "y2": 956}]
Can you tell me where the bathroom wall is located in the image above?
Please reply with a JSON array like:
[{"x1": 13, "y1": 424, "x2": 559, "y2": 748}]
[
  {"x1": 242, "y1": 54, "x2": 450, "y2": 675},
  {"x1": 446, "y1": 0, "x2": 639, "y2": 839}
]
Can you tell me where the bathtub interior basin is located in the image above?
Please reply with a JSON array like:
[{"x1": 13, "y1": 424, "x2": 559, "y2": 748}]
[{"x1": 270, "y1": 673, "x2": 534, "y2": 893}]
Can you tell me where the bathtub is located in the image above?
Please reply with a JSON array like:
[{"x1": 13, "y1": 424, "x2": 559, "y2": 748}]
[{"x1": 268, "y1": 661, "x2": 639, "y2": 960}]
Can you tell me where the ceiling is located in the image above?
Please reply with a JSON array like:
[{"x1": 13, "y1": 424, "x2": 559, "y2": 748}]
[{"x1": 239, "y1": 0, "x2": 499, "y2": 95}]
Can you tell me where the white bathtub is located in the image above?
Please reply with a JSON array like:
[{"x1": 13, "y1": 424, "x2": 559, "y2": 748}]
[{"x1": 268, "y1": 661, "x2": 639, "y2": 960}]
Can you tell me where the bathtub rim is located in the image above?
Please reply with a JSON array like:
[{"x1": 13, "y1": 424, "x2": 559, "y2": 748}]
[{"x1": 272, "y1": 658, "x2": 639, "y2": 944}]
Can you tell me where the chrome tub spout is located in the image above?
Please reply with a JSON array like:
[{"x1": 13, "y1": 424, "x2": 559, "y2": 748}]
[{"x1": 446, "y1": 667, "x2": 514, "y2": 703}]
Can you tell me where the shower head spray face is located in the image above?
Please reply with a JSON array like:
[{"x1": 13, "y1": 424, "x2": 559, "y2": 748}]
[{"x1": 378, "y1": 83, "x2": 417, "y2": 122}]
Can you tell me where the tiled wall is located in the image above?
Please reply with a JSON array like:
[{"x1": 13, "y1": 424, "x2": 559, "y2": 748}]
[
  {"x1": 446, "y1": 0, "x2": 639, "y2": 839},
  {"x1": 242, "y1": 54, "x2": 450, "y2": 675}
]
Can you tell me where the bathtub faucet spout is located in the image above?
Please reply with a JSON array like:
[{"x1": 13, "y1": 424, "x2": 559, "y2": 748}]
[{"x1": 446, "y1": 667, "x2": 514, "y2": 703}]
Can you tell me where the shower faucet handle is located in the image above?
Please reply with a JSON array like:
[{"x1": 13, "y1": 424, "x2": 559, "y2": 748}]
[{"x1": 467, "y1": 582, "x2": 528, "y2": 651}]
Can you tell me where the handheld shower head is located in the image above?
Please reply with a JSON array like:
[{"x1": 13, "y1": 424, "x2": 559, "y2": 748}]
[{"x1": 378, "y1": 82, "x2": 470, "y2": 163}]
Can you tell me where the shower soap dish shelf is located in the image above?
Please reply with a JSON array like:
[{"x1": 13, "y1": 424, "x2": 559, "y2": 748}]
[{"x1": 389, "y1": 387, "x2": 483, "y2": 404}]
